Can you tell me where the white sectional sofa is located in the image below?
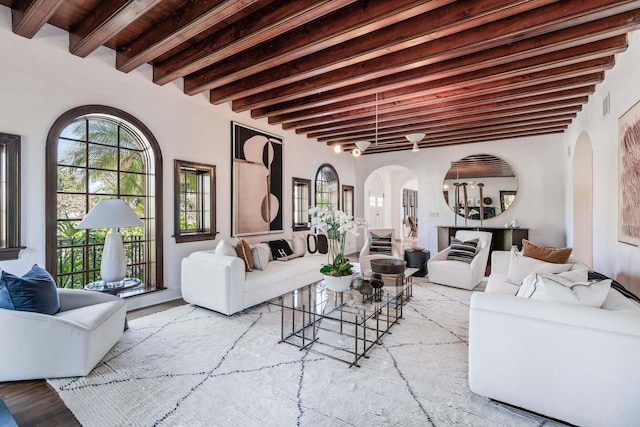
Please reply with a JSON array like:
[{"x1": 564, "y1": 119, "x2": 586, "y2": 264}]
[
  {"x1": 469, "y1": 250, "x2": 640, "y2": 426},
  {"x1": 181, "y1": 244, "x2": 325, "y2": 316}
]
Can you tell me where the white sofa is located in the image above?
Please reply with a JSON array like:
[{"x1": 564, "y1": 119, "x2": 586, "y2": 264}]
[
  {"x1": 469, "y1": 251, "x2": 640, "y2": 426},
  {"x1": 0, "y1": 288, "x2": 127, "y2": 381},
  {"x1": 181, "y1": 249, "x2": 325, "y2": 315}
]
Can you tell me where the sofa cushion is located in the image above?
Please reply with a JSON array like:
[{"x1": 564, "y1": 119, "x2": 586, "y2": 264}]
[
  {"x1": 215, "y1": 239, "x2": 237, "y2": 257},
  {"x1": 235, "y1": 239, "x2": 253, "y2": 272},
  {"x1": 1, "y1": 265, "x2": 60, "y2": 314},
  {"x1": 516, "y1": 270, "x2": 611, "y2": 308},
  {"x1": 507, "y1": 252, "x2": 572, "y2": 285},
  {"x1": 306, "y1": 233, "x2": 328, "y2": 255},
  {"x1": 291, "y1": 234, "x2": 306, "y2": 257},
  {"x1": 369, "y1": 231, "x2": 392, "y2": 254},
  {"x1": 447, "y1": 238, "x2": 479, "y2": 264},
  {"x1": 250, "y1": 243, "x2": 270, "y2": 271},
  {"x1": 267, "y1": 239, "x2": 294, "y2": 260},
  {"x1": 522, "y1": 239, "x2": 572, "y2": 264}
]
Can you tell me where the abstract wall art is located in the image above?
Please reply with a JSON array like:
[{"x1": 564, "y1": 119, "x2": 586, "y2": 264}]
[
  {"x1": 232, "y1": 122, "x2": 283, "y2": 236},
  {"x1": 619, "y1": 100, "x2": 640, "y2": 246}
]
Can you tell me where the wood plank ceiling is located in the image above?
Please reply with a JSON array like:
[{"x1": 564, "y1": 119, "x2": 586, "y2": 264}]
[{"x1": 4, "y1": 0, "x2": 640, "y2": 154}]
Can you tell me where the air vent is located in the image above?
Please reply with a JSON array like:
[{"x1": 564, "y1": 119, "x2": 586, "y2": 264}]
[{"x1": 603, "y1": 92, "x2": 610, "y2": 117}]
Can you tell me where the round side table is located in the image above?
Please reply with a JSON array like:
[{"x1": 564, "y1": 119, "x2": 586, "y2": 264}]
[{"x1": 404, "y1": 248, "x2": 430, "y2": 277}]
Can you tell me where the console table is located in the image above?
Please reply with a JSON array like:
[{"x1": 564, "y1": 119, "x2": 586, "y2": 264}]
[{"x1": 437, "y1": 226, "x2": 529, "y2": 254}]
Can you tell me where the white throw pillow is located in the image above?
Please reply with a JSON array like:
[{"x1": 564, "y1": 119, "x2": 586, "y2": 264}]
[
  {"x1": 250, "y1": 243, "x2": 270, "y2": 270},
  {"x1": 506, "y1": 251, "x2": 572, "y2": 285},
  {"x1": 516, "y1": 270, "x2": 611, "y2": 308},
  {"x1": 291, "y1": 234, "x2": 306, "y2": 257},
  {"x1": 215, "y1": 239, "x2": 237, "y2": 257}
]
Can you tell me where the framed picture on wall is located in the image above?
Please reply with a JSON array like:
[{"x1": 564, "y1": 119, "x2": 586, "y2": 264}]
[
  {"x1": 619, "y1": 100, "x2": 640, "y2": 246},
  {"x1": 231, "y1": 122, "x2": 283, "y2": 236}
]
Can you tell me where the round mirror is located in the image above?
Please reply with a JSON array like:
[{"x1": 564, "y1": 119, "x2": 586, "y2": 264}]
[{"x1": 442, "y1": 154, "x2": 517, "y2": 220}]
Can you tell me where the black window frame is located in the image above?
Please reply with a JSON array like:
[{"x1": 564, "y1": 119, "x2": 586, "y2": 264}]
[{"x1": 174, "y1": 159, "x2": 217, "y2": 243}]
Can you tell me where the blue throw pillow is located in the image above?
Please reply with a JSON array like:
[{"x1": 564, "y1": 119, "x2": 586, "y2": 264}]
[
  {"x1": 0, "y1": 277, "x2": 14, "y2": 310},
  {"x1": 1, "y1": 265, "x2": 60, "y2": 314}
]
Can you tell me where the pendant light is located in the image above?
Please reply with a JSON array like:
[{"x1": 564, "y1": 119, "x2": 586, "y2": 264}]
[{"x1": 406, "y1": 133, "x2": 425, "y2": 152}]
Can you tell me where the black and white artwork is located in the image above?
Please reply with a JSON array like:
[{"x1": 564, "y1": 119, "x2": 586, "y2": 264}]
[{"x1": 232, "y1": 122, "x2": 283, "y2": 236}]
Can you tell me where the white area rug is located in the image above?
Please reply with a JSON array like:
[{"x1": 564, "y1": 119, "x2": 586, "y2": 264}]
[{"x1": 48, "y1": 280, "x2": 562, "y2": 426}]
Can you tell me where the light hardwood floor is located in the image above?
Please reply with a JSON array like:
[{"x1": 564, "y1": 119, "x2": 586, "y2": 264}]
[{"x1": 0, "y1": 298, "x2": 186, "y2": 426}]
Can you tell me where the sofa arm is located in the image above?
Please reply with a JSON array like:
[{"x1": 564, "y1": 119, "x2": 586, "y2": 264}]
[
  {"x1": 490, "y1": 250, "x2": 511, "y2": 275},
  {"x1": 181, "y1": 251, "x2": 246, "y2": 315},
  {"x1": 469, "y1": 292, "x2": 640, "y2": 426}
]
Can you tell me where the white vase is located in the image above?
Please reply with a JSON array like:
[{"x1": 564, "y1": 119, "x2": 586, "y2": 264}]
[{"x1": 323, "y1": 274, "x2": 354, "y2": 292}]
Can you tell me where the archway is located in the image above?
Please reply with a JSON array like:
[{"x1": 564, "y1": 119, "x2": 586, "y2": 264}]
[
  {"x1": 363, "y1": 165, "x2": 418, "y2": 241},
  {"x1": 573, "y1": 131, "x2": 593, "y2": 267}
]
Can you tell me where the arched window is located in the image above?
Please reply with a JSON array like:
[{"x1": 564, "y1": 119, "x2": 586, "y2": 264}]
[
  {"x1": 315, "y1": 164, "x2": 339, "y2": 209},
  {"x1": 46, "y1": 106, "x2": 163, "y2": 292}
]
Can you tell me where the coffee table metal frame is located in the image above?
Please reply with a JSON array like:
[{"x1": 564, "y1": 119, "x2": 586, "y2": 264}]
[{"x1": 270, "y1": 275, "x2": 413, "y2": 367}]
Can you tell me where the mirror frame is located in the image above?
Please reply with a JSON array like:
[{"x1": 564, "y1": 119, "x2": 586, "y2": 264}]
[{"x1": 443, "y1": 154, "x2": 518, "y2": 221}]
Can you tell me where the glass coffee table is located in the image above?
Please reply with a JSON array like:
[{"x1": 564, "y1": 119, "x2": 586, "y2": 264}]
[{"x1": 269, "y1": 276, "x2": 413, "y2": 367}]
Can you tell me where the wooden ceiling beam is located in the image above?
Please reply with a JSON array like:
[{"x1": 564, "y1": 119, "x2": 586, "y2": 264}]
[
  {"x1": 214, "y1": 0, "x2": 639, "y2": 105},
  {"x1": 116, "y1": 0, "x2": 264, "y2": 73},
  {"x1": 297, "y1": 92, "x2": 591, "y2": 135},
  {"x1": 233, "y1": 12, "x2": 639, "y2": 111},
  {"x1": 11, "y1": 0, "x2": 65, "y2": 38},
  {"x1": 250, "y1": 38, "x2": 622, "y2": 118},
  {"x1": 178, "y1": 0, "x2": 457, "y2": 94},
  {"x1": 271, "y1": 61, "x2": 608, "y2": 126},
  {"x1": 279, "y1": 76, "x2": 600, "y2": 129},
  {"x1": 145, "y1": 0, "x2": 355, "y2": 82},
  {"x1": 69, "y1": 0, "x2": 163, "y2": 57},
  {"x1": 361, "y1": 126, "x2": 568, "y2": 153},
  {"x1": 188, "y1": 0, "x2": 550, "y2": 96},
  {"x1": 331, "y1": 117, "x2": 574, "y2": 147},
  {"x1": 317, "y1": 108, "x2": 581, "y2": 143}
]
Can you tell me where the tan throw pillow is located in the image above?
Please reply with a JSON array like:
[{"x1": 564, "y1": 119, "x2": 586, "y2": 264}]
[
  {"x1": 235, "y1": 239, "x2": 253, "y2": 272},
  {"x1": 522, "y1": 239, "x2": 572, "y2": 264}
]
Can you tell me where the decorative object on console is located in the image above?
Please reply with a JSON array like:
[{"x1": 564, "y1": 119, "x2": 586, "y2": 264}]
[
  {"x1": 618, "y1": 100, "x2": 640, "y2": 246},
  {"x1": 76, "y1": 199, "x2": 143, "y2": 283},
  {"x1": 309, "y1": 207, "x2": 366, "y2": 291},
  {"x1": 231, "y1": 122, "x2": 283, "y2": 236},
  {"x1": 521, "y1": 239, "x2": 572, "y2": 264}
]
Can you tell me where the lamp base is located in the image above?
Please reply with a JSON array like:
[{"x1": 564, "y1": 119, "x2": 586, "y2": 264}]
[{"x1": 101, "y1": 228, "x2": 127, "y2": 283}]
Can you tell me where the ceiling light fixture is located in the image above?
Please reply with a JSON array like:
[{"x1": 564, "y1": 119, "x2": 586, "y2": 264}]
[
  {"x1": 355, "y1": 140, "x2": 371, "y2": 152},
  {"x1": 352, "y1": 148, "x2": 361, "y2": 157},
  {"x1": 334, "y1": 145, "x2": 342, "y2": 153},
  {"x1": 406, "y1": 133, "x2": 425, "y2": 152}
]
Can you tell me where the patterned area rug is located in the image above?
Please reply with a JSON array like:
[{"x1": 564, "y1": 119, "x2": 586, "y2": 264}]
[{"x1": 48, "y1": 280, "x2": 562, "y2": 426}]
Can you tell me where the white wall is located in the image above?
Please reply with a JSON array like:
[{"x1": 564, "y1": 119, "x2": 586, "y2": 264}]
[
  {"x1": 355, "y1": 134, "x2": 567, "y2": 256},
  {"x1": 0, "y1": 6, "x2": 356, "y2": 309},
  {"x1": 564, "y1": 29, "x2": 640, "y2": 294}
]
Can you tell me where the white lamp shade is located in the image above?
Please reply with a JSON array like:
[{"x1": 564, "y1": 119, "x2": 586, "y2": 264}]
[
  {"x1": 355, "y1": 140, "x2": 371, "y2": 151},
  {"x1": 405, "y1": 133, "x2": 425, "y2": 143},
  {"x1": 77, "y1": 199, "x2": 143, "y2": 229}
]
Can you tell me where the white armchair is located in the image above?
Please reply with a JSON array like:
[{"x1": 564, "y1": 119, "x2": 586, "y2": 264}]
[
  {"x1": 359, "y1": 228, "x2": 403, "y2": 272},
  {"x1": 427, "y1": 230, "x2": 492, "y2": 290},
  {"x1": 0, "y1": 288, "x2": 127, "y2": 381}
]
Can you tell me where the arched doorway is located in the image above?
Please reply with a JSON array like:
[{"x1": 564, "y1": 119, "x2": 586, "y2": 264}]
[
  {"x1": 363, "y1": 165, "x2": 418, "y2": 240},
  {"x1": 573, "y1": 131, "x2": 593, "y2": 267}
]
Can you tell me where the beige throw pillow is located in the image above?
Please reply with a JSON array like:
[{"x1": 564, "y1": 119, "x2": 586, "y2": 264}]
[{"x1": 235, "y1": 239, "x2": 253, "y2": 272}]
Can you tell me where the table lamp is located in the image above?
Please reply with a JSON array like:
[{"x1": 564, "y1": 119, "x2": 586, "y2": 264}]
[{"x1": 77, "y1": 199, "x2": 144, "y2": 283}]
